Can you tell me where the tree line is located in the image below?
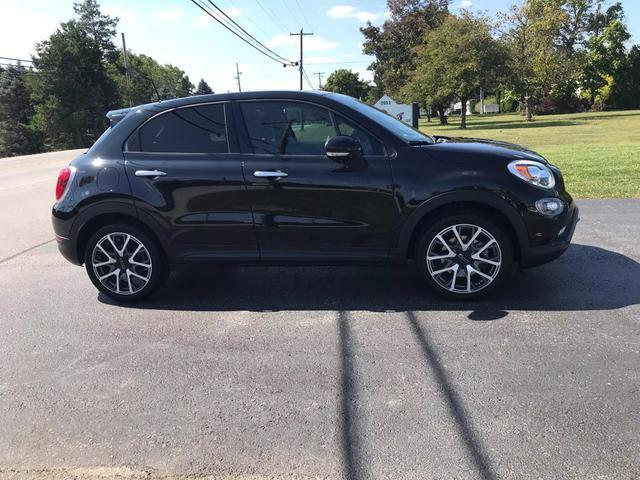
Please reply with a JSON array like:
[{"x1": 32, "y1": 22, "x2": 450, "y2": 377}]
[
  {"x1": 0, "y1": 0, "x2": 213, "y2": 157},
  {"x1": 2, "y1": 0, "x2": 639, "y2": 157},
  {"x1": 355, "y1": 0, "x2": 640, "y2": 128},
  {"x1": 323, "y1": 0, "x2": 640, "y2": 128}
]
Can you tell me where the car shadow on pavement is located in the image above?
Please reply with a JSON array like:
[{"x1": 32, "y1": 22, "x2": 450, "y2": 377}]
[
  {"x1": 405, "y1": 311, "x2": 497, "y2": 480},
  {"x1": 99, "y1": 244, "x2": 640, "y2": 314},
  {"x1": 337, "y1": 311, "x2": 369, "y2": 480},
  {"x1": 336, "y1": 310, "x2": 498, "y2": 480}
]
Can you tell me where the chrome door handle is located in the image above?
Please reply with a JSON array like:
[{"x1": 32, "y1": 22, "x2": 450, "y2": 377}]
[
  {"x1": 326, "y1": 151, "x2": 350, "y2": 158},
  {"x1": 135, "y1": 169, "x2": 167, "y2": 177},
  {"x1": 253, "y1": 170, "x2": 288, "y2": 179}
]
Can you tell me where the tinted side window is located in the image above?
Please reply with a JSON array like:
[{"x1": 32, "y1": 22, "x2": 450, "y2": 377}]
[
  {"x1": 240, "y1": 101, "x2": 336, "y2": 155},
  {"x1": 335, "y1": 114, "x2": 384, "y2": 155},
  {"x1": 137, "y1": 104, "x2": 227, "y2": 153}
]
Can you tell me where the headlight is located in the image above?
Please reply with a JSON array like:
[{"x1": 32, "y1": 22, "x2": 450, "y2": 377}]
[{"x1": 507, "y1": 160, "x2": 556, "y2": 190}]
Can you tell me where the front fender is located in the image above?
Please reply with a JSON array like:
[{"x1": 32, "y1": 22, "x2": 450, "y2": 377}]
[{"x1": 395, "y1": 190, "x2": 529, "y2": 261}]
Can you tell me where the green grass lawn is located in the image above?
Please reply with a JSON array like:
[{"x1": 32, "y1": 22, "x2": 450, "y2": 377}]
[{"x1": 419, "y1": 110, "x2": 640, "y2": 198}]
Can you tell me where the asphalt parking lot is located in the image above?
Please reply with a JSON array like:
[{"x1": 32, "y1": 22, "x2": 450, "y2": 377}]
[{"x1": 1, "y1": 151, "x2": 639, "y2": 480}]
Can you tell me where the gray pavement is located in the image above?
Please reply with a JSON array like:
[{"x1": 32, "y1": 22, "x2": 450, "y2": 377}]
[{"x1": 0, "y1": 151, "x2": 639, "y2": 479}]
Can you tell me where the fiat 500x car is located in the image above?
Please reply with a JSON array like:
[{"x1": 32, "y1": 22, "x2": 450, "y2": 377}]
[{"x1": 52, "y1": 91, "x2": 579, "y2": 301}]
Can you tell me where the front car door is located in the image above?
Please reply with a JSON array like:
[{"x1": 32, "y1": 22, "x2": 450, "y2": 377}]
[
  {"x1": 235, "y1": 99, "x2": 396, "y2": 263},
  {"x1": 124, "y1": 102, "x2": 258, "y2": 263}
]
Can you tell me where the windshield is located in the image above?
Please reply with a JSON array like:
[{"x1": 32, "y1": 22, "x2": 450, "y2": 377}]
[{"x1": 331, "y1": 93, "x2": 433, "y2": 144}]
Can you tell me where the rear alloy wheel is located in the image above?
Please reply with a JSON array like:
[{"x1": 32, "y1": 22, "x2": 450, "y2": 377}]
[
  {"x1": 85, "y1": 224, "x2": 166, "y2": 302},
  {"x1": 416, "y1": 214, "x2": 514, "y2": 299}
]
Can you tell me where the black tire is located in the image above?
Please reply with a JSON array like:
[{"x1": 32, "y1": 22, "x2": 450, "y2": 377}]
[
  {"x1": 84, "y1": 224, "x2": 167, "y2": 302},
  {"x1": 415, "y1": 214, "x2": 515, "y2": 300}
]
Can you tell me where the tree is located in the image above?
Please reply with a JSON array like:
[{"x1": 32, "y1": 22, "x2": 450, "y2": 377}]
[
  {"x1": 0, "y1": 65, "x2": 40, "y2": 156},
  {"x1": 30, "y1": 20, "x2": 120, "y2": 149},
  {"x1": 109, "y1": 52, "x2": 194, "y2": 105},
  {"x1": 361, "y1": 0, "x2": 449, "y2": 96},
  {"x1": 73, "y1": 0, "x2": 119, "y2": 61},
  {"x1": 195, "y1": 79, "x2": 213, "y2": 95},
  {"x1": 581, "y1": 2, "x2": 630, "y2": 108},
  {"x1": 404, "y1": 13, "x2": 507, "y2": 128},
  {"x1": 557, "y1": 0, "x2": 594, "y2": 51},
  {"x1": 501, "y1": 1, "x2": 569, "y2": 120},
  {"x1": 323, "y1": 69, "x2": 370, "y2": 100},
  {"x1": 607, "y1": 45, "x2": 640, "y2": 109}
]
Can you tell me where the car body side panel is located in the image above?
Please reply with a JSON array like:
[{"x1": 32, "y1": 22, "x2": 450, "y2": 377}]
[
  {"x1": 53, "y1": 91, "x2": 577, "y2": 271},
  {"x1": 231, "y1": 99, "x2": 397, "y2": 263},
  {"x1": 123, "y1": 152, "x2": 258, "y2": 263}
]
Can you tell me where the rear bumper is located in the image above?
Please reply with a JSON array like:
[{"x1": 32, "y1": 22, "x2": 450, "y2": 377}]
[
  {"x1": 520, "y1": 205, "x2": 579, "y2": 268},
  {"x1": 54, "y1": 234, "x2": 82, "y2": 265},
  {"x1": 52, "y1": 209, "x2": 82, "y2": 265}
]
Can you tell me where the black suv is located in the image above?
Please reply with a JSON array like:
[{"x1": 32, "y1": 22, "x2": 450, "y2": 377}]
[{"x1": 52, "y1": 91, "x2": 578, "y2": 301}]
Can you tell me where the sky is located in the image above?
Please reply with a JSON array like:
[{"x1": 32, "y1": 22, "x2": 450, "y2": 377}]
[{"x1": 1, "y1": 0, "x2": 639, "y2": 94}]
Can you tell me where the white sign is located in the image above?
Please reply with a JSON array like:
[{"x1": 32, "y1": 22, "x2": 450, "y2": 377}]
[
  {"x1": 374, "y1": 95, "x2": 413, "y2": 126},
  {"x1": 483, "y1": 103, "x2": 500, "y2": 114}
]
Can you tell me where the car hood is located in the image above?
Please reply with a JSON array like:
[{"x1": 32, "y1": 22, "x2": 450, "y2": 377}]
[{"x1": 424, "y1": 136, "x2": 547, "y2": 163}]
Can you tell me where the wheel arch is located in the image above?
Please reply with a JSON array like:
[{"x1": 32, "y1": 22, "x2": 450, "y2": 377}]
[
  {"x1": 399, "y1": 192, "x2": 528, "y2": 264},
  {"x1": 72, "y1": 202, "x2": 170, "y2": 265}
]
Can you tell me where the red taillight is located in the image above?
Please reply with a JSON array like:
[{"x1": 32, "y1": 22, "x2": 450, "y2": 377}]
[{"x1": 55, "y1": 167, "x2": 72, "y2": 201}]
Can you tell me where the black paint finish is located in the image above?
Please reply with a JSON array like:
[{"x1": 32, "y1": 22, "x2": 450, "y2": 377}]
[{"x1": 52, "y1": 90, "x2": 577, "y2": 270}]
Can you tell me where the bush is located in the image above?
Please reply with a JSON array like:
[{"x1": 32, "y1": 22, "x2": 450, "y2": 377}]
[
  {"x1": 499, "y1": 89, "x2": 520, "y2": 113},
  {"x1": 536, "y1": 95, "x2": 585, "y2": 115}
]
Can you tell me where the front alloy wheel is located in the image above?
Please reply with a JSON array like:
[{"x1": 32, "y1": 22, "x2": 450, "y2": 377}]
[
  {"x1": 417, "y1": 215, "x2": 513, "y2": 299},
  {"x1": 427, "y1": 224, "x2": 501, "y2": 294}
]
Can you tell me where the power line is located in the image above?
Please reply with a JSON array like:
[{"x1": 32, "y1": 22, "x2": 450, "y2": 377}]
[
  {"x1": 302, "y1": 67, "x2": 315, "y2": 90},
  {"x1": 0, "y1": 61, "x2": 162, "y2": 101},
  {"x1": 224, "y1": 0, "x2": 275, "y2": 44},
  {"x1": 0, "y1": 62, "x2": 107, "y2": 74},
  {"x1": 0, "y1": 64, "x2": 34, "y2": 76},
  {"x1": 292, "y1": 0, "x2": 313, "y2": 31},
  {"x1": 0, "y1": 56, "x2": 33, "y2": 63},
  {"x1": 188, "y1": 0, "x2": 295, "y2": 66},
  {"x1": 284, "y1": 0, "x2": 304, "y2": 29},
  {"x1": 255, "y1": 0, "x2": 291, "y2": 33},
  {"x1": 204, "y1": 0, "x2": 292, "y2": 64},
  {"x1": 305, "y1": 60, "x2": 371, "y2": 65},
  {"x1": 190, "y1": 0, "x2": 289, "y2": 64}
]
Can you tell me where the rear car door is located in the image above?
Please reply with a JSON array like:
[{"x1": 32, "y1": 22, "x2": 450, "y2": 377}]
[
  {"x1": 124, "y1": 102, "x2": 258, "y2": 263},
  {"x1": 236, "y1": 99, "x2": 396, "y2": 263}
]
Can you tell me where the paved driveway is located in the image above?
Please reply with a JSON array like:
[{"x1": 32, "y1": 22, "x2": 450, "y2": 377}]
[{"x1": 1, "y1": 151, "x2": 639, "y2": 479}]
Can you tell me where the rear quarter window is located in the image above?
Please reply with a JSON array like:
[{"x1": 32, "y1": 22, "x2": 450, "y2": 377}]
[{"x1": 130, "y1": 103, "x2": 228, "y2": 153}]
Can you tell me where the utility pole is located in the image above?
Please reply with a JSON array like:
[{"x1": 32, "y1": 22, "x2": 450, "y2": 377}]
[
  {"x1": 290, "y1": 29, "x2": 313, "y2": 90},
  {"x1": 234, "y1": 62, "x2": 242, "y2": 92},
  {"x1": 121, "y1": 33, "x2": 132, "y2": 107},
  {"x1": 314, "y1": 72, "x2": 325, "y2": 89}
]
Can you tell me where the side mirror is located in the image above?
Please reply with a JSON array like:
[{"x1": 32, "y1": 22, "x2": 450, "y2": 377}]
[{"x1": 325, "y1": 135, "x2": 363, "y2": 161}]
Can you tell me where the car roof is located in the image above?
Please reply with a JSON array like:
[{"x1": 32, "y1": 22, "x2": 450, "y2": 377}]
[
  {"x1": 107, "y1": 90, "x2": 343, "y2": 127},
  {"x1": 142, "y1": 90, "x2": 334, "y2": 111}
]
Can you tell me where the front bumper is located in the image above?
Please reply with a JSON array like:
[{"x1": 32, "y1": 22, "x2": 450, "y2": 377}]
[{"x1": 520, "y1": 205, "x2": 579, "y2": 268}]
